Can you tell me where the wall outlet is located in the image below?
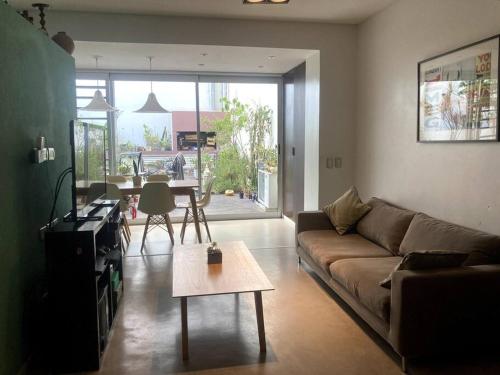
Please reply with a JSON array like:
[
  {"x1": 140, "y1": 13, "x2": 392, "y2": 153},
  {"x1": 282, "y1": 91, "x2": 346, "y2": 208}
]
[
  {"x1": 33, "y1": 147, "x2": 55, "y2": 163},
  {"x1": 33, "y1": 148, "x2": 48, "y2": 163},
  {"x1": 47, "y1": 148, "x2": 55, "y2": 160}
]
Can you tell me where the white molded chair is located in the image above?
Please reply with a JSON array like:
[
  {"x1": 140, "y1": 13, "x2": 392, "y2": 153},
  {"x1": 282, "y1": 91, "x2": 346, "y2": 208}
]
[
  {"x1": 148, "y1": 174, "x2": 170, "y2": 182},
  {"x1": 87, "y1": 182, "x2": 132, "y2": 246},
  {"x1": 178, "y1": 177, "x2": 215, "y2": 244},
  {"x1": 138, "y1": 182, "x2": 176, "y2": 252}
]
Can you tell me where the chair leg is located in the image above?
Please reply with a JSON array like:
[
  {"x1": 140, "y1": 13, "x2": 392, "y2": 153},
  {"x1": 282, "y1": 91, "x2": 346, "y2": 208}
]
[
  {"x1": 200, "y1": 209, "x2": 212, "y2": 242},
  {"x1": 122, "y1": 226, "x2": 130, "y2": 245},
  {"x1": 123, "y1": 215, "x2": 132, "y2": 237},
  {"x1": 164, "y1": 214, "x2": 175, "y2": 245},
  {"x1": 123, "y1": 220, "x2": 131, "y2": 243},
  {"x1": 180, "y1": 208, "x2": 189, "y2": 244},
  {"x1": 140, "y1": 216, "x2": 151, "y2": 253}
]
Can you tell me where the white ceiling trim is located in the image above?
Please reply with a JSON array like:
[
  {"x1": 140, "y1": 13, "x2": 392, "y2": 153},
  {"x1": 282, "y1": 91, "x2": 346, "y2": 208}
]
[{"x1": 10, "y1": 0, "x2": 397, "y2": 24}]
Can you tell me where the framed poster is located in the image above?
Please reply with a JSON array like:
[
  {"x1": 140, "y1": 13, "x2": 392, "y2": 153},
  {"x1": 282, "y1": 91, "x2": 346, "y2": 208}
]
[{"x1": 418, "y1": 35, "x2": 500, "y2": 142}]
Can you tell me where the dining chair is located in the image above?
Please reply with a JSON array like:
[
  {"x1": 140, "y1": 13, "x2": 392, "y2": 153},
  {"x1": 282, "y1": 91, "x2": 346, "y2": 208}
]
[
  {"x1": 148, "y1": 174, "x2": 170, "y2": 182},
  {"x1": 138, "y1": 182, "x2": 176, "y2": 252},
  {"x1": 87, "y1": 183, "x2": 132, "y2": 246},
  {"x1": 179, "y1": 177, "x2": 215, "y2": 244},
  {"x1": 107, "y1": 176, "x2": 136, "y2": 235}
]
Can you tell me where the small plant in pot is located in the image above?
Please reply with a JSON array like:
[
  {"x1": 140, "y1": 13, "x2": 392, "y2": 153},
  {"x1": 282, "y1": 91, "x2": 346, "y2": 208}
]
[{"x1": 132, "y1": 155, "x2": 142, "y2": 186}]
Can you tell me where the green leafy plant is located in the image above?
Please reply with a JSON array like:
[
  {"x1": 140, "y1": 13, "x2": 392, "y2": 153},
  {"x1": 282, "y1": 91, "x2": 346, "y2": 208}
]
[
  {"x1": 118, "y1": 161, "x2": 132, "y2": 175},
  {"x1": 207, "y1": 97, "x2": 275, "y2": 193},
  {"x1": 143, "y1": 124, "x2": 172, "y2": 151}
]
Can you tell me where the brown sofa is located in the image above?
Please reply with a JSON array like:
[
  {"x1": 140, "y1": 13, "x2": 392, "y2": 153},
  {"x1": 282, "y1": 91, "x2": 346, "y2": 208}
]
[{"x1": 296, "y1": 198, "x2": 500, "y2": 372}]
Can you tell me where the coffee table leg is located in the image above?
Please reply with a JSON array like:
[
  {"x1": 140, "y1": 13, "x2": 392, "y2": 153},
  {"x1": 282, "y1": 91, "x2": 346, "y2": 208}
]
[
  {"x1": 181, "y1": 297, "x2": 189, "y2": 360},
  {"x1": 254, "y1": 291, "x2": 266, "y2": 353}
]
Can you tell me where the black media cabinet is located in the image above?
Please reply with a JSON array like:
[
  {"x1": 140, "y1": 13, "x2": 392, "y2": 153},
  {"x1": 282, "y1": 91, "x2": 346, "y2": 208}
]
[{"x1": 45, "y1": 200, "x2": 124, "y2": 373}]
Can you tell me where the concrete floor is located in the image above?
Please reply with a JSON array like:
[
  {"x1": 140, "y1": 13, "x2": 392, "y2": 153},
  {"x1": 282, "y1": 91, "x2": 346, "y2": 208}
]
[{"x1": 84, "y1": 219, "x2": 500, "y2": 375}]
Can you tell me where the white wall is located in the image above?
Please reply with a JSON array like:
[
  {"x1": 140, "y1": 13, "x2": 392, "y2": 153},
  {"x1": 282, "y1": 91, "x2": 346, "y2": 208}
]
[
  {"x1": 355, "y1": 0, "x2": 500, "y2": 234},
  {"x1": 46, "y1": 11, "x2": 357, "y2": 208},
  {"x1": 304, "y1": 52, "x2": 320, "y2": 210}
]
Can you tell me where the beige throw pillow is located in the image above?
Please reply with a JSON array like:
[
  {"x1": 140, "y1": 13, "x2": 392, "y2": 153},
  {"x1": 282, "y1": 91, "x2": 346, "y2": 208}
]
[{"x1": 323, "y1": 187, "x2": 371, "y2": 235}]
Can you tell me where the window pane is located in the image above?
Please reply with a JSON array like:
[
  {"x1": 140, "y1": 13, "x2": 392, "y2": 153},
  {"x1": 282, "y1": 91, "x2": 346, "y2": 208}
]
[
  {"x1": 199, "y1": 82, "x2": 279, "y2": 213},
  {"x1": 76, "y1": 79, "x2": 106, "y2": 87},
  {"x1": 76, "y1": 88, "x2": 107, "y2": 98},
  {"x1": 113, "y1": 80, "x2": 197, "y2": 179}
]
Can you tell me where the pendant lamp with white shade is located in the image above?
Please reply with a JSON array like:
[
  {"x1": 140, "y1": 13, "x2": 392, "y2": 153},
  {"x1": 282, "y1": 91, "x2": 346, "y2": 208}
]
[
  {"x1": 80, "y1": 56, "x2": 118, "y2": 112},
  {"x1": 135, "y1": 56, "x2": 170, "y2": 113}
]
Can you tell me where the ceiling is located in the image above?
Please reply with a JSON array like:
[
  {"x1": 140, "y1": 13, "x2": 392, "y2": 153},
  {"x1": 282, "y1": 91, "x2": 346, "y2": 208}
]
[
  {"x1": 10, "y1": 0, "x2": 397, "y2": 24},
  {"x1": 74, "y1": 42, "x2": 316, "y2": 74}
]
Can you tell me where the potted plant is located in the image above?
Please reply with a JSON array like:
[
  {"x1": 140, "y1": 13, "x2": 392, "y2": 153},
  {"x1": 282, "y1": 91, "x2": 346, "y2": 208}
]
[{"x1": 132, "y1": 154, "x2": 142, "y2": 186}]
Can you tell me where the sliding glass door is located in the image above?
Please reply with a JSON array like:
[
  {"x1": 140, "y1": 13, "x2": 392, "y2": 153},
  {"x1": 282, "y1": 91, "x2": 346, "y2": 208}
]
[
  {"x1": 76, "y1": 72, "x2": 282, "y2": 221},
  {"x1": 198, "y1": 79, "x2": 281, "y2": 218}
]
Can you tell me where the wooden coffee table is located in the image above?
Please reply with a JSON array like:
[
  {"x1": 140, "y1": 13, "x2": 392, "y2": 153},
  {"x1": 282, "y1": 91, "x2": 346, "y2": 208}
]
[{"x1": 172, "y1": 241, "x2": 274, "y2": 360}]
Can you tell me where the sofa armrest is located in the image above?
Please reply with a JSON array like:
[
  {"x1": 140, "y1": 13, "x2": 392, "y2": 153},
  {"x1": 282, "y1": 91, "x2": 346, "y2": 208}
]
[
  {"x1": 389, "y1": 265, "x2": 500, "y2": 358},
  {"x1": 296, "y1": 211, "x2": 333, "y2": 235}
]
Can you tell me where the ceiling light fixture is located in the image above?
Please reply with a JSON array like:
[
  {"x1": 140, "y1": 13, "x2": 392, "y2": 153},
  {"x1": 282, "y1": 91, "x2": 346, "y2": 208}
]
[
  {"x1": 134, "y1": 56, "x2": 170, "y2": 113},
  {"x1": 243, "y1": 0, "x2": 289, "y2": 4},
  {"x1": 80, "y1": 56, "x2": 118, "y2": 112}
]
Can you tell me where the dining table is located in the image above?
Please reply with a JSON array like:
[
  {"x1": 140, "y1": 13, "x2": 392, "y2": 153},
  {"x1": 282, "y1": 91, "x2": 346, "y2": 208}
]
[{"x1": 76, "y1": 179, "x2": 203, "y2": 243}]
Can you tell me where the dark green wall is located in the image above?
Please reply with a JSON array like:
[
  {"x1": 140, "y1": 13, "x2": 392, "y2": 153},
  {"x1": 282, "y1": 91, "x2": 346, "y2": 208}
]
[{"x1": 0, "y1": 4, "x2": 76, "y2": 375}]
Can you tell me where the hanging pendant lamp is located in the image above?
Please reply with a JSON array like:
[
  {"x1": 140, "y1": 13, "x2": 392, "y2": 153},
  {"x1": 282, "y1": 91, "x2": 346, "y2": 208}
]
[
  {"x1": 135, "y1": 56, "x2": 170, "y2": 113},
  {"x1": 80, "y1": 55, "x2": 118, "y2": 112}
]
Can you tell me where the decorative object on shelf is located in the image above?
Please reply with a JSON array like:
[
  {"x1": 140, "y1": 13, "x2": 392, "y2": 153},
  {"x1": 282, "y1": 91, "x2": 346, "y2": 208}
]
[
  {"x1": 207, "y1": 242, "x2": 222, "y2": 264},
  {"x1": 132, "y1": 159, "x2": 142, "y2": 186},
  {"x1": 52, "y1": 32, "x2": 75, "y2": 55},
  {"x1": 32, "y1": 3, "x2": 49, "y2": 35},
  {"x1": 135, "y1": 56, "x2": 170, "y2": 113},
  {"x1": 80, "y1": 56, "x2": 119, "y2": 112},
  {"x1": 418, "y1": 35, "x2": 500, "y2": 142}
]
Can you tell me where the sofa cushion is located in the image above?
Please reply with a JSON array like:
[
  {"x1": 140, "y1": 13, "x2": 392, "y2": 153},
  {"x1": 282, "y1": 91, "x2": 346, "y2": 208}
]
[
  {"x1": 298, "y1": 230, "x2": 392, "y2": 274},
  {"x1": 330, "y1": 257, "x2": 402, "y2": 322},
  {"x1": 399, "y1": 213, "x2": 500, "y2": 264},
  {"x1": 379, "y1": 251, "x2": 469, "y2": 289},
  {"x1": 323, "y1": 187, "x2": 372, "y2": 235},
  {"x1": 356, "y1": 198, "x2": 415, "y2": 255}
]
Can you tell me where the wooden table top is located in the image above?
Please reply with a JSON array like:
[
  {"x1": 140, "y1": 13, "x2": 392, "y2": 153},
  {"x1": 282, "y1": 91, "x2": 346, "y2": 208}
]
[
  {"x1": 76, "y1": 179, "x2": 199, "y2": 195},
  {"x1": 172, "y1": 241, "x2": 274, "y2": 298}
]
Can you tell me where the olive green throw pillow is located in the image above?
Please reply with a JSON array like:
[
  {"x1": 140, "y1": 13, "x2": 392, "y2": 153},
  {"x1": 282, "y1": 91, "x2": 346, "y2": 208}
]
[{"x1": 323, "y1": 187, "x2": 371, "y2": 235}]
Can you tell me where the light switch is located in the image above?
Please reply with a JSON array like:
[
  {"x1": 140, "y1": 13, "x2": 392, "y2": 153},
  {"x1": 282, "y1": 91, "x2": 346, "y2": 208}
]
[
  {"x1": 326, "y1": 157, "x2": 334, "y2": 169},
  {"x1": 335, "y1": 157, "x2": 342, "y2": 168}
]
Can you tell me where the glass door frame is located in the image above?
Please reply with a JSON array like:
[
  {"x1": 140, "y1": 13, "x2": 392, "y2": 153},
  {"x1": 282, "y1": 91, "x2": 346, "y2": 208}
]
[{"x1": 76, "y1": 70, "x2": 284, "y2": 220}]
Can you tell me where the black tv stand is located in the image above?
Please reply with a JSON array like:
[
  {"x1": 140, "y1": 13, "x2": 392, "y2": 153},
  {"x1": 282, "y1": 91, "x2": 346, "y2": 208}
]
[{"x1": 45, "y1": 199, "x2": 124, "y2": 373}]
